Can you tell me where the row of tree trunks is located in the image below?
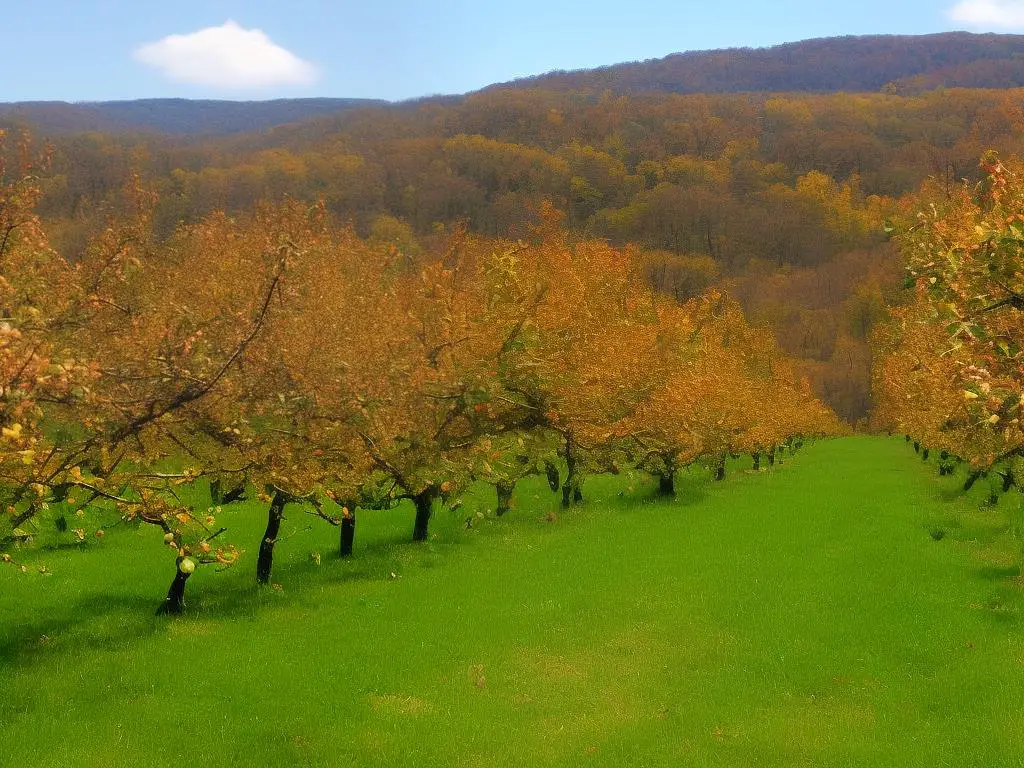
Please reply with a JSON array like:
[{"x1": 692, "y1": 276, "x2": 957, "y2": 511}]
[{"x1": 164, "y1": 439, "x2": 813, "y2": 614}]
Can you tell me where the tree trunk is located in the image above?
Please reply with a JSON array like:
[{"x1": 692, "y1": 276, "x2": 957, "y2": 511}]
[
  {"x1": 767, "y1": 448, "x2": 776, "y2": 467},
  {"x1": 561, "y1": 436, "x2": 580, "y2": 508},
  {"x1": 413, "y1": 488, "x2": 436, "y2": 542},
  {"x1": 922, "y1": 448, "x2": 930, "y2": 461},
  {"x1": 156, "y1": 560, "x2": 192, "y2": 616},
  {"x1": 561, "y1": 474, "x2": 573, "y2": 507},
  {"x1": 964, "y1": 470, "x2": 984, "y2": 491},
  {"x1": 752, "y1": 452, "x2": 761, "y2": 471},
  {"x1": 256, "y1": 491, "x2": 286, "y2": 585},
  {"x1": 913, "y1": 441, "x2": 920, "y2": 454},
  {"x1": 495, "y1": 481, "x2": 514, "y2": 516},
  {"x1": 339, "y1": 509, "x2": 356, "y2": 557},
  {"x1": 658, "y1": 472, "x2": 675, "y2": 496},
  {"x1": 714, "y1": 456, "x2": 726, "y2": 482},
  {"x1": 544, "y1": 461, "x2": 560, "y2": 493}
]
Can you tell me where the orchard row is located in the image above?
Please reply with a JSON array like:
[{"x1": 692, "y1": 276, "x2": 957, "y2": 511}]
[
  {"x1": 0, "y1": 132, "x2": 840, "y2": 612},
  {"x1": 873, "y1": 152, "x2": 1024, "y2": 498}
]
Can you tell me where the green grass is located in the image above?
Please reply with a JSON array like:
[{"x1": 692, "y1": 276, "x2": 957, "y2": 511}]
[{"x1": 3, "y1": 437, "x2": 1024, "y2": 767}]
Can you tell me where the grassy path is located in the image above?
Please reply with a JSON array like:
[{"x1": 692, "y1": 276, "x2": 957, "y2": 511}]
[{"x1": 2, "y1": 437, "x2": 1024, "y2": 766}]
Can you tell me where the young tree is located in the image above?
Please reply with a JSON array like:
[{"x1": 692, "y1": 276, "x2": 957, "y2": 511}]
[
  {"x1": 875, "y1": 152, "x2": 1024, "y2": 485},
  {"x1": 0, "y1": 131, "x2": 98, "y2": 545}
]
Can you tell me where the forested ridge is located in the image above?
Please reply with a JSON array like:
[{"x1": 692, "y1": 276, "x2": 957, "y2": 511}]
[
  {"x1": 6, "y1": 32, "x2": 1024, "y2": 139},
  {"x1": 499, "y1": 32, "x2": 1024, "y2": 95},
  {"x1": 0, "y1": 97, "x2": 386, "y2": 136}
]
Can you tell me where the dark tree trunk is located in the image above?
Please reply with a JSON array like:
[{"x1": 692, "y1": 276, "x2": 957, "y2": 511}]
[
  {"x1": 656, "y1": 454, "x2": 677, "y2": 496},
  {"x1": 495, "y1": 481, "x2": 514, "y2": 516},
  {"x1": 913, "y1": 441, "x2": 920, "y2": 454},
  {"x1": 767, "y1": 448, "x2": 776, "y2": 467},
  {"x1": 256, "y1": 491, "x2": 287, "y2": 585},
  {"x1": 413, "y1": 488, "x2": 436, "y2": 542},
  {"x1": 752, "y1": 453, "x2": 761, "y2": 471},
  {"x1": 544, "y1": 461, "x2": 560, "y2": 493},
  {"x1": 964, "y1": 470, "x2": 984, "y2": 491},
  {"x1": 222, "y1": 485, "x2": 246, "y2": 505},
  {"x1": 715, "y1": 456, "x2": 726, "y2": 481},
  {"x1": 209, "y1": 477, "x2": 222, "y2": 505},
  {"x1": 156, "y1": 560, "x2": 192, "y2": 616},
  {"x1": 209, "y1": 478, "x2": 246, "y2": 506},
  {"x1": 922, "y1": 448, "x2": 930, "y2": 461},
  {"x1": 339, "y1": 510, "x2": 356, "y2": 557},
  {"x1": 1003, "y1": 471, "x2": 1015, "y2": 493},
  {"x1": 561, "y1": 437, "x2": 581, "y2": 508}
]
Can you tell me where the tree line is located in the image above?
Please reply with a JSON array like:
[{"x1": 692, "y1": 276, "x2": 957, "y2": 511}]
[
  {"x1": 18, "y1": 85, "x2": 1024, "y2": 424},
  {"x1": 0, "y1": 130, "x2": 840, "y2": 613},
  {"x1": 873, "y1": 151, "x2": 1024, "y2": 505}
]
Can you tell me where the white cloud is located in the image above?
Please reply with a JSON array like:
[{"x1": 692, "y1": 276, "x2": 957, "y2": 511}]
[
  {"x1": 949, "y1": 0, "x2": 1024, "y2": 28},
  {"x1": 134, "y1": 20, "x2": 318, "y2": 90}
]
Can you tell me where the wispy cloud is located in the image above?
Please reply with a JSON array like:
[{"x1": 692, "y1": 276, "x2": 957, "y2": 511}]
[
  {"x1": 949, "y1": 0, "x2": 1024, "y2": 28},
  {"x1": 134, "y1": 20, "x2": 318, "y2": 90}
]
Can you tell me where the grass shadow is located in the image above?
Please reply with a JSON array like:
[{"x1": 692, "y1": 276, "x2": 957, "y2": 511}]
[
  {"x1": 975, "y1": 564, "x2": 1021, "y2": 581},
  {"x1": 0, "y1": 592, "x2": 160, "y2": 669}
]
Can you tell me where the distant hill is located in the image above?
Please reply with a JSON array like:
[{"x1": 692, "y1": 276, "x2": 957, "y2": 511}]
[
  {"x1": 0, "y1": 98, "x2": 386, "y2": 136},
  {"x1": 491, "y1": 32, "x2": 1024, "y2": 95},
  {"x1": 7, "y1": 33, "x2": 1024, "y2": 139}
]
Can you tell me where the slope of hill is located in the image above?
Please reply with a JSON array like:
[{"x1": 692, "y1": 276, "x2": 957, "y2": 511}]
[
  {"x1": 0, "y1": 97, "x2": 386, "y2": 136},
  {"x1": 493, "y1": 32, "x2": 1024, "y2": 94},
  {"x1": 6, "y1": 33, "x2": 1024, "y2": 137}
]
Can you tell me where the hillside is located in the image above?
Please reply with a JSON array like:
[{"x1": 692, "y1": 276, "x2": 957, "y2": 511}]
[
  {"x1": 6, "y1": 33, "x2": 1024, "y2": 137},
  {"x1": 0, "y1": 97, "x2": 386, "y2": 136},
  {"x1": 494, "y1": 32, "x2": 1024, "y2": 95}
]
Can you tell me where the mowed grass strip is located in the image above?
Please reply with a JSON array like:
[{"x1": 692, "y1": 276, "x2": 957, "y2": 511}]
[{"x1": 2, "y1": 436, "x2": 1024, "y2": 767}]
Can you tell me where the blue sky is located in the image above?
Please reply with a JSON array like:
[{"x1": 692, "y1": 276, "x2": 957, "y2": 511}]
[{"x1": 3, "y1": 0, "x2": 1023, "y2": 102}]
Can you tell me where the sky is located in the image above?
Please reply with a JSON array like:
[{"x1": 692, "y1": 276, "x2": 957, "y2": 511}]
[{"x1": 3, "y1": 0, "x2": 1024, "y2": 102}]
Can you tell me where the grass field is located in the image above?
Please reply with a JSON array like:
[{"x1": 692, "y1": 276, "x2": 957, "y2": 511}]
[{"x1": 3, "y1": 436, "x2": 1024, "y2": 767}]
